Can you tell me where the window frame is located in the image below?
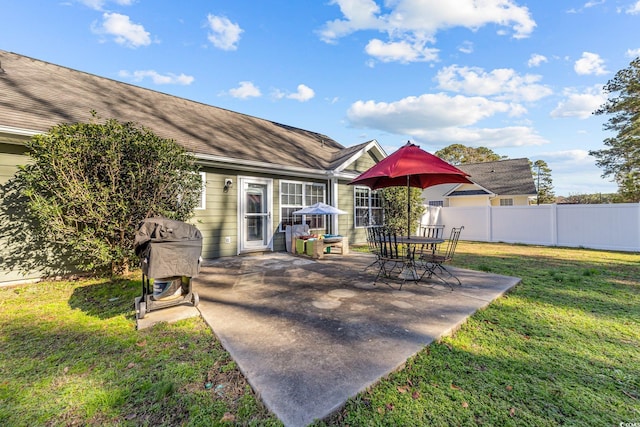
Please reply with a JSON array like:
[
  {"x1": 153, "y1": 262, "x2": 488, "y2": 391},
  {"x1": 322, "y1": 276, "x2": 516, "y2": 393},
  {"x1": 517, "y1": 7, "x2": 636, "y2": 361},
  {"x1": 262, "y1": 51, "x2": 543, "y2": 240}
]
[
  {"x1": 279, "y1": 180, "x2": 326, "y2": 232},
  {"x1": 195, "y1": 171, "x2": 206, "y2": 210},
  {"x1": 354, "y1": 186, "x2": 384, "y2": 228}
]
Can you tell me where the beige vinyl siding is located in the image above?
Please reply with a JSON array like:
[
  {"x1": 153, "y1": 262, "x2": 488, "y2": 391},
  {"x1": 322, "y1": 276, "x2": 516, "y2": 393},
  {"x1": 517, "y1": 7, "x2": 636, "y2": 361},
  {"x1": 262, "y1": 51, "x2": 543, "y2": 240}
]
[
  {"x1": 490, "y1": 195, "x2": 531, "y2": 206},
  {"x1": 0, "y1": 143, "x2": 29, "y2": 183}
]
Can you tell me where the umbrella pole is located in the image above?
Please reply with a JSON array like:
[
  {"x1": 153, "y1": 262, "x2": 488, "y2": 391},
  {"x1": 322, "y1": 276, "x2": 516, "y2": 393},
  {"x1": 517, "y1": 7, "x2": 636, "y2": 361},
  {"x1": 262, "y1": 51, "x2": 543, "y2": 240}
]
[{"x1": 407, "y1": 175, "x2": 410, "y2": 239}]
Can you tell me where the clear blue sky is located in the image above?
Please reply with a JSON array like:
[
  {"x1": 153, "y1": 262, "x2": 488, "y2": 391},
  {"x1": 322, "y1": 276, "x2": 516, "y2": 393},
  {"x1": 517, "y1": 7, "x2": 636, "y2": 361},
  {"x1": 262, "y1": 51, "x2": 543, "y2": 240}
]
[{"x1": 3, "y1": 0, "x2": 639, "y2": 196}]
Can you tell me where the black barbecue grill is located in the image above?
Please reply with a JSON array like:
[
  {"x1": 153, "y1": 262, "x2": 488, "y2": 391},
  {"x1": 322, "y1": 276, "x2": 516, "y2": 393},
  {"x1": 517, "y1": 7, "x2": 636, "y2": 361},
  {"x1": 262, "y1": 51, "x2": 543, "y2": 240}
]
[{"x1": 134, "y1": 217, "x2": 203, "y2": 320}]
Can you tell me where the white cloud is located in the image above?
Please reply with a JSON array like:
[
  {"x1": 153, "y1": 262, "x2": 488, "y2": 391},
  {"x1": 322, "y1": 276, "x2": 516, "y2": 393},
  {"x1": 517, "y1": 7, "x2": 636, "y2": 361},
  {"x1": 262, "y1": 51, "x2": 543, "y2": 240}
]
[
  {"x1": 321, "y1": 0, "x2": 535, "y2": 41},
  {"x1": 626, "y1": 1, "x2": 640, "y2": 14},
  {"x1": 584, "y1": 0, "x2": 606, "y2": 9},
  {"x1": 348, "y1": 93, "x2": 512, "y2": 131},
  {"x1": 274, "y1": 84, "x2": 315, "y2": 102},
  {"x1": 207, "y1": 14, "x2": 243, "y2": 51},
  {"x1": 346, "y1": 91, "x2": 549, "y2": 148},
  {"x1": 319, "y1": 0, "x2": 383, "y2": 42},
  {"x1": 78, "y1": 0, "x2": 133, "y2": 11},
  {"x1": 541, "y1": 149, "x2": 594, "y2": 165},
  {"x1": 533, "y1": 149, "x2": 618, "y2": 195},
  {"x1": 290, "y1": 84, "x2": 315, "y2": 101},
  {"x1": 566, "y1": 0, "x2": 605, "y2": 14},
  {"x1": 435, "y1": 65, "x2": 553, "y2": 102},
  {"x1": 416, "y1": 126, "x2": 548, "y2": 147},
  {"x1": 93, "y1": 12, "x2": 151, "y2": 48},
  {"x1": 527, "y1": 53, "x2": 548, "y2": 67},
  {"x1": 118, "y1": 70, "x2": 194, "y2": 85},
  {"x1": 364, "y1": 38, "x2": 439, "y2": 63},
  {"x1": 458, "y1": 41, "x2": 473, "y2": 54},
  {"x1": 550, "y1": 85, "x2": 607, "y2": 119},
  {"x1": 574, "y1": 52, "x2": 608, "y2": 75},
  {"x1": 626, "y1": 48, "x2": 640, "y2": 58},
  {"x1": 319, "y1": 0, "x2": 535, "y2": 63},
  {"x1": 228, "y1": 81, "x2": 261, "y2": 99}
]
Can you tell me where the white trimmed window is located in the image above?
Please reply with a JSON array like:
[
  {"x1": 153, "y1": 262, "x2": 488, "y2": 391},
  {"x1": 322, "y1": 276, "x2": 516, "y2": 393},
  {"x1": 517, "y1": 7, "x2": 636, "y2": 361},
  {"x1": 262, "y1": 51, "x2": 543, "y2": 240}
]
[
  {"x1": 280, "y1": 181, "x2": 326, "y2": 231},
  {"x1": 499, "y1": 198, "x2": 514, "y2": 206},
  {"x1": 196, "y1": 172, "x2": 206, "y2": 210},
  {"x1": 354, "y1": 186, "x2": 383, "y2": 227}
]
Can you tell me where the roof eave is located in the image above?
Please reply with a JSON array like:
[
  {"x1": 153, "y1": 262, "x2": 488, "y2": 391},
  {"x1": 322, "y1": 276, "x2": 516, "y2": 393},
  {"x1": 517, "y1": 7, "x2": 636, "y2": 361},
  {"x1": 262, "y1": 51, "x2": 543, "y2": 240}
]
[
  {"x1": 0, "y1": 125, "x2": 42, "y2": 144},
  {"x1": 195, "y1": 153, "x2": 346, "y2": 180},
  {"x1": 1, "y1": 125, "x2": 362, "y2": 182}
]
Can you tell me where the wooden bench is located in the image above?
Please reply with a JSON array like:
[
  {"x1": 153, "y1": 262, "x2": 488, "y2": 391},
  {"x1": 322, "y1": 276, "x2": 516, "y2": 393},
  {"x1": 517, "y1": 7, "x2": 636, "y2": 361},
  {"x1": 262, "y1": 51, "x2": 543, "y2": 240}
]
[{"x1": 308, "y1": 237, "x2": 349, "y2": 260}]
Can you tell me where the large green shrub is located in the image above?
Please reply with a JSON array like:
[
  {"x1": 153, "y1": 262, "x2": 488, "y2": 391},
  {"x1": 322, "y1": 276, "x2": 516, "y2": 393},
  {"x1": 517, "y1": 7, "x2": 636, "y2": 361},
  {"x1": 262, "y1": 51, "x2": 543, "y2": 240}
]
[
  {"x1": 15, "y1": 115, "x2": 202, "y2": 275},
  {"x1": 381, "y1": 186, "x2": 425, "y2": 236}
]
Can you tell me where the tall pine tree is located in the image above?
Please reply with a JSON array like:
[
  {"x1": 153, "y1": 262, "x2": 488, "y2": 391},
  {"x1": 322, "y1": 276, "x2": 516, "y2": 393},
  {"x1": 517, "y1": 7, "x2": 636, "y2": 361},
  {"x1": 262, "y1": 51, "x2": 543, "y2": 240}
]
[
  {"x1": 531, "y1": 160, "x2": 555, "y2": 204},
  {"x1": 590, "y1": 57, "x2": 640, "y2": 202}
]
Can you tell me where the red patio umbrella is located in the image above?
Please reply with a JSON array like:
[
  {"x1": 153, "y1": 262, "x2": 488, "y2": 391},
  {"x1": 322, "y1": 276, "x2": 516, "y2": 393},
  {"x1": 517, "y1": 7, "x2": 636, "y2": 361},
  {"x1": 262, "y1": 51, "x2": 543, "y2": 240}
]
[{"x1": 349, "y1": 142, "x2": 473, "y2": 238}]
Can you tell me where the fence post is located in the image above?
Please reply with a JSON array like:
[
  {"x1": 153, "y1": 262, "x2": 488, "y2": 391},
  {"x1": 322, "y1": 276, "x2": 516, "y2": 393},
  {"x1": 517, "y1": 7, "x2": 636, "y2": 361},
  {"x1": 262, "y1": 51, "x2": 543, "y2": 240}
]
[
  {"x1": 487, "y1": 205, "x2": 493, "y2": 242},
  {"x1": 551, "y1": 204, "x2": 558, "y2": 246}
]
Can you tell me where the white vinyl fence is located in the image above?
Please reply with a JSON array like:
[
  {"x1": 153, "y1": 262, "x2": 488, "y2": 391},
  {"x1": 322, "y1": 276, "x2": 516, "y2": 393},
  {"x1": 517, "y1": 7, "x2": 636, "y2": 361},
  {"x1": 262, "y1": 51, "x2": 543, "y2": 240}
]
[{"x1": 423, "y1": 203, "x2": 640, "y2": 253}]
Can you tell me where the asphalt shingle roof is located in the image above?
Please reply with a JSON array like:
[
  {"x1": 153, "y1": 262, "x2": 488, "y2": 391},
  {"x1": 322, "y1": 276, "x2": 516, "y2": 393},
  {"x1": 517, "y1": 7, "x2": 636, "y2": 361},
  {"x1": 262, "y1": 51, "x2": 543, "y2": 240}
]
[
  {"x1": 0, "y1": 50, "x2": 349, "y2": 171},
  {"x1": 457, "y1": 158, "x2": 537, "y2": 195}
]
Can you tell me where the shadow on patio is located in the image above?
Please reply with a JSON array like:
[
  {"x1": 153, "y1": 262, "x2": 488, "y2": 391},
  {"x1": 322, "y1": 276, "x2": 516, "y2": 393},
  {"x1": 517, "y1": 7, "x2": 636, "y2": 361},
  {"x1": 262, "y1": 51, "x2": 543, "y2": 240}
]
[{"x1": 186, "y1": 251, "x2": 520, "y2": 427}]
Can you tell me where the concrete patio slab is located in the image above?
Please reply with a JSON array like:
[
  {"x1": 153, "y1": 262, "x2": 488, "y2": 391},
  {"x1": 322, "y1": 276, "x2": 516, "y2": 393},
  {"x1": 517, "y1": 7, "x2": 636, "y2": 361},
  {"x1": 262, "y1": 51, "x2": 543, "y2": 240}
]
[
  {"x1": 192, "y1": 252, "x2": 520, "y2": 427},
  {"x1": 134, "y1": 296, "x2": 200, "y2": 330}
]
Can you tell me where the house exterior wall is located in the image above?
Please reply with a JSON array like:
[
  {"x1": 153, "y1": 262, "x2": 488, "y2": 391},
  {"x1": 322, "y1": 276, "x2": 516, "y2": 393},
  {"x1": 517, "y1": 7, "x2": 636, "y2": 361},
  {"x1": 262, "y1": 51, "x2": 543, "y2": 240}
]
[
  {"x1": 345, "y1": 151, "x2": 378, "y2": 174},
  {"x1": 489, "y1": 195, "x2": 531, "y2": 206},
  {"x1": 421, "y1": 183, "x2": 456, "y2": 207},
  {"x1": 0, "y1": 139, "x2": 372, "y2": 285},
  {"x1": 448, "y1": 195, "x2": 490, "y2": 207},
  {"x1": 0, "y1": 143, "x2": 43, "y2": 284},
  {"x1": 422, "y1": 183, "x2": 533, "y2": 208},
  {"x1": 0, "y1": 143, "x2": 29, "y2": 178},
  {"x1": 336, "y1": 178, "x2": 360, "y2": 244},
  {"x1": 195, "y1": 168, "x2": 344, "y2": 258},
  {"x1": 339, "y1": 151, "x2": 381, "y2": 245},
  {"x1": 192, "y1": 167, "x2": 239, "y2": 259}
]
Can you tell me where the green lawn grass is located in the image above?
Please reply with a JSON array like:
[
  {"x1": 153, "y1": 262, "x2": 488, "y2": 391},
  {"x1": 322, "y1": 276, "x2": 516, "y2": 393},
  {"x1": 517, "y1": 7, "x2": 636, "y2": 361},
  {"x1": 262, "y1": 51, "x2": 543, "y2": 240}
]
[
  {"x1": 322, "y1": 242, "x2": 640, "y2": 426},
  {"x1": 0, "y1": 276, "x2": 280, "y2": 426},
  {"x1": 1, "y1": 242, "x2": 638, "y2": 426}
]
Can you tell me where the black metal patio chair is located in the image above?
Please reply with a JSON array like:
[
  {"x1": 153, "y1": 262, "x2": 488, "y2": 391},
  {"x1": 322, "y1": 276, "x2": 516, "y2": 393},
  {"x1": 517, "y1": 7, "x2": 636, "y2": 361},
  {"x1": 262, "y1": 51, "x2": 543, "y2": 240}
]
[
  {"x1": 373, "y1": 226, "x2": 418, "y2": 289},
  {"x1": 364, "y1": 225, "x2": 383, "y2": 271},
  {"x1": 419, "y1": 226, "x2": 464, "y2": 289},
  {"x1": 417, "y1": 224, "x2": 445, "y2": 257}
]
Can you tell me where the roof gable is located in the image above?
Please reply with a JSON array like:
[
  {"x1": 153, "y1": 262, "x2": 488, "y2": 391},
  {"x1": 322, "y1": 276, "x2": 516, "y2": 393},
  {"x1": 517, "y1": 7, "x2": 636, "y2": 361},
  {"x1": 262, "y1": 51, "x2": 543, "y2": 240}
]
[
  {"x1": 0, "y1": 50, "x2": 346, "y2": 171},
  {"x1": 327, "y1": 139, "x2": 386, "y2": 172}
]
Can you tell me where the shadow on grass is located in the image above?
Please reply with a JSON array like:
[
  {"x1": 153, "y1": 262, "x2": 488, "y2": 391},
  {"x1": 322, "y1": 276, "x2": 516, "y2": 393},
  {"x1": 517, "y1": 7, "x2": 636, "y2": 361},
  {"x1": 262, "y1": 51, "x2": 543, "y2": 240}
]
[
  {"x1": 0, "y1": 277, "x2": 278, "y2": 426},
  {"x1": 68, "y1": 277, "x2": 141, "y2": 320}
]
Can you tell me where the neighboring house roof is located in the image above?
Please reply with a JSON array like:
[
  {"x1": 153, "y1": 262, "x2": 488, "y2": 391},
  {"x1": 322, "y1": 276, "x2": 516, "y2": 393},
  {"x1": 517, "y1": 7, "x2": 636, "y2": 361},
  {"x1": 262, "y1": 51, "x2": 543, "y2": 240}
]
[
  {"x1": 448, "y1": 189, "x2": 491, "y2": 196},
  {"x1": 453, "y1": 158, "x2": 537, "y2": 196},
  {"x1": 0, "y1": 50, "x2": 364, "y2": 175}
]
